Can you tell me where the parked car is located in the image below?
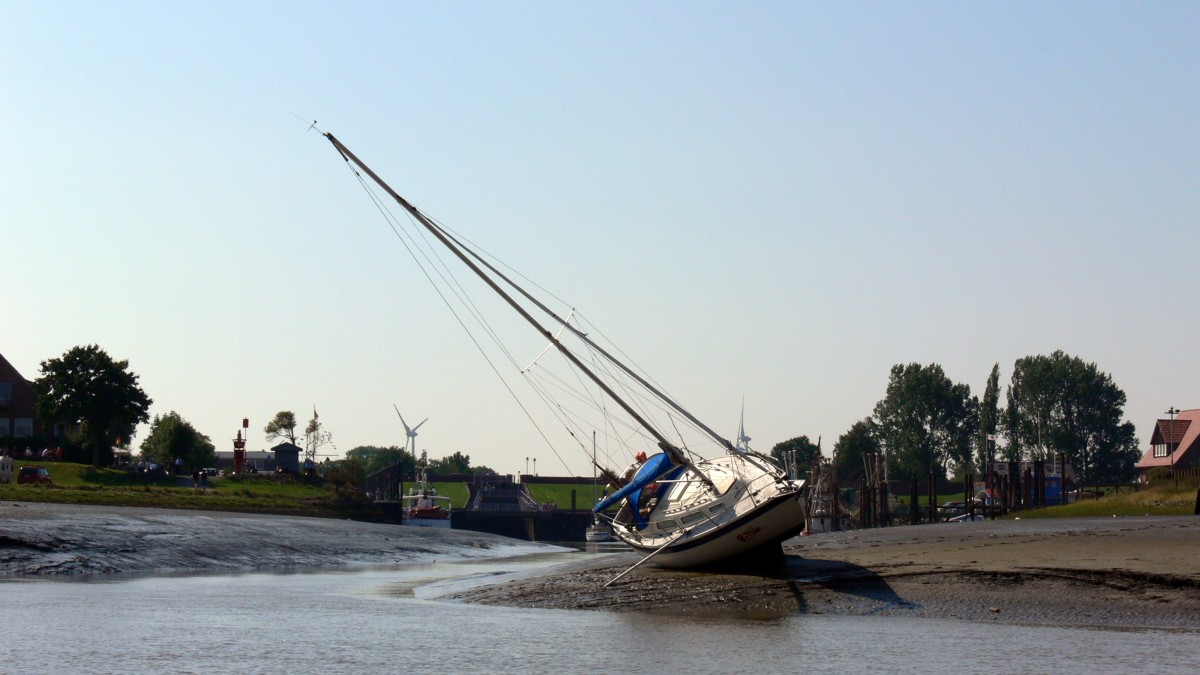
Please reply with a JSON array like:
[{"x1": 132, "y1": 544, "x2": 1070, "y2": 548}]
[
  {"x1": 0, "y1": 455, "x2": 13, "y2": 483},
  {"x1": 17, "y1": 466, "x2": 53, "y2": 485}
]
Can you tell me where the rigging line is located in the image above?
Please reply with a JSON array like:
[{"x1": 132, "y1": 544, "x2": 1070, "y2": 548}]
[
  {"x1": 424, "y1": 213, "x2": 576, "y2": 312},
  {"x1": 522, "y1": 357, "x2": 660, "y2": 450},
  {"x1": 359, "y1": 177, "x2": 535, "y2": 389},
  {"x1": 340, "y1": 164, "x2": 571, "y2": 472},
  {"x1": 422, "y1": 215, "x2": 722, "y2": 460},
  {"x1": 430, "y1": 220, "x2": 734, "y2": 452}
]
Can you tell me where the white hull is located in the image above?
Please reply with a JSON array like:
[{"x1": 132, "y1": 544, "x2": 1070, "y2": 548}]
[
  {"x1": 621, "y1": 490, "x2": 804, "y2": 567},
  {"x1": 585, "y1": 529, "x2": 612, "y2": 543},
  {"x1": 610, "y1": 454, "x2": 806, "y2": 568},
  {"x1": 404, "y1": 517, "x2": 452, "y2": 529}
]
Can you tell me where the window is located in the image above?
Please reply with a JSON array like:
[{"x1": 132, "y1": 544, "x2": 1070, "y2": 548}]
[
  {"x1": 13, "y1": 418, "x2": 33, "y2": 438},
  {"x1": 681, "y1": 512, "x2": 705, "y2": 524},
  {"x1": 0, "y1": 417, "x2": 9, "y2": 437},
  {"x1": 0, "y1": 381, "x2": 12, "y2": 405}
]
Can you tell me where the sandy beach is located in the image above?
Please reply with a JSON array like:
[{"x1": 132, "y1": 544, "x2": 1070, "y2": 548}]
[
  {"x1": 455, "y1": 516, "x2": 1200, "y2": 628},
  {"x1": 3, "y1": 501, "x2": 1196, "y2": 628}
]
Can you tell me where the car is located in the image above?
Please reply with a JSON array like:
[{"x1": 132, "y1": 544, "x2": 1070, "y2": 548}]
[{"x1": 17, "y1": 465, "x2": 53, "y2": 485}]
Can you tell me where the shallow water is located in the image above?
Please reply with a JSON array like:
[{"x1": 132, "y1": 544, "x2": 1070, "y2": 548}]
[{"x1": 1, "y1": 550, "x2": 1194, "y2": 674}]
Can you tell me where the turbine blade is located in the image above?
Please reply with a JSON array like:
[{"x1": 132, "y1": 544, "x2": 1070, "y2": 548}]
[{"x1": 394, "y1": 404, "x2": 413, "y2": 435}]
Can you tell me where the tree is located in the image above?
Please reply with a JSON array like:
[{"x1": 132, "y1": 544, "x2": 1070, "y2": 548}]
[
  {"x1": 345, "y1": 445, "x2": 415, "y2": 476},
  {"x1": 769, "y1": 436, "x2": 821, "y2": 477},
  {"x1": 832, "y1": 419, "x2": 880, "y2": 482},
  {"x1": 34, "y1": 345, "x2": 152, "y2": 467},
  {"x1": 324, "y1": 458, "x2": 367, "y2": 500},
  {"x1": 428, "y1": 451, "x2": 471, "y2": 475},
  {"x1": 1004, "y1": 350, "x2": 1139, "y2": 483},
  {"x1": 977, "y1": 363, "x2": 1002, "y2": 470},
  {"x1": 264, "y1": 411, "x2": 298, "y2": 446},
  {"x1": 139, "y1": 411, "x2": 216, "y2": 470},
  {"x1": 871, "y1": 363, "x2": 977, "y2": 481}
]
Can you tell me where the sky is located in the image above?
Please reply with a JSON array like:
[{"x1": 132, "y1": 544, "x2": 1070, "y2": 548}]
[{"x1": 2, "y1": 2, "x2": 1197, "y2": 477}]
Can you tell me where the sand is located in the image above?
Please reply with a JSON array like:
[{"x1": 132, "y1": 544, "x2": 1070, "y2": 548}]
[
  {"x1": 453, "y1": 517, "x2": 1200, "y2": 628},
  {"x1": 4, "y1": 501, "x2": 1197, "y2": 628}
]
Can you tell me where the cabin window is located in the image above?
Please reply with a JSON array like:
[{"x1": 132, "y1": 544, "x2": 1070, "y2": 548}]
[
  {"x1": 681, "y1": 512, "x2": 704, "y2": 524},
  {"x1": 709, "y1": 502, "x2": 727, "y2": 513},
  {"x1": 657, "y1": 519, "x2": 678, "y2": 532}
]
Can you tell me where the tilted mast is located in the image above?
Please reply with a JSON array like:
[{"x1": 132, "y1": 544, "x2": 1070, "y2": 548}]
[{"x1": 325, "y1": 133, "x2": 713, "y2": 486}]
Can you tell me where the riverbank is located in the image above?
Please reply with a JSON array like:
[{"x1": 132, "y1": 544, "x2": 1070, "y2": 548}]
[
  {"x1": 0, "y1": 501, "x2": 549, "y2": 576},
  {"x1": 454, "y1": 517, "x2": 1200, "y2": 628},
  {"x1": 5, "y1": 502, "x2": 1197, "y2": 629}
]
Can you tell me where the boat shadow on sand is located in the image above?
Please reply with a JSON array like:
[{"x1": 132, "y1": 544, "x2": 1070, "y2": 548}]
[{"x1": 699, "y1": 553, "x2": 918, "y2": 614}]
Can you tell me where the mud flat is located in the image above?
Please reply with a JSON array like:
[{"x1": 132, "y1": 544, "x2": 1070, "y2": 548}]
[
  {"x1": 453, "y1": 516, "x2": 1200, "y2": 628},
  {"x1": 0, "y1": 501, "x2": 547, "y2": 576}
]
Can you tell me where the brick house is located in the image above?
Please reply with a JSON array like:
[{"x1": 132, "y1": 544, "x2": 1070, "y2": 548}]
[
  {"x1": 0, "y1": 352, "x2": 41, "y2": 446},
  {"x1": 1134, "y1": 408, "x2": 1200, "y2": 482}
]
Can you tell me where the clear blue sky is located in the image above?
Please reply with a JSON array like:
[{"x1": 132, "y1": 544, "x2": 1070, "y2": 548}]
[{"x1": 3, "y1": 2, "x2": 1196, "y2": 476}]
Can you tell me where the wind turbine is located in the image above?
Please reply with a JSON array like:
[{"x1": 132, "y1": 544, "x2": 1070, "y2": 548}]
[{"x1": 394, "y1": 404, "x2": 428, "y2": 459}]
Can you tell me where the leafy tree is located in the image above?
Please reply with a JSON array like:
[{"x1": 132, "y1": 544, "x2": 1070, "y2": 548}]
[
  {"x1": 34, "y1": 345, "x2": 152, "y2": 467},
  {"x1": 324, "y1": 458, "x2": 367, "y2": 499},
  {"x1": 139, "y1": 411, "x2": 216, "y2": 470},
  {"x1": 264, "y1": 411, "x2": 298, "y2": 446},
  {"x1": 1004, "y1": 350, "x2": 1139, "y2": 483},
  {"x1": 769, "y1": 436, "x2": 821, "y2": 477},
  {"x1": 871, "y1": 363, "x2": 977, "y2": 481},
  {"x1": 345, "y1": 445, "x2": 415, "y2": 476},
  {"x1": 428, "y1": 451, "x2": 471, "y2": 475},
  {"x1": 832, "y1": 419, "x2": 880, "y2": 482},
  {"x1": 977, "y1": 363, "x2": 1002, "y2": 470}
]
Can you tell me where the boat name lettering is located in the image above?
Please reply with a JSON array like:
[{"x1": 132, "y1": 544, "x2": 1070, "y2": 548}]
[{"x1": 736, "y1": 526, "x2": 762, "y2": 543}]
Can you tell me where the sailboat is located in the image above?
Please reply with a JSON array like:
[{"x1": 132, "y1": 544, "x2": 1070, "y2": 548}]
[{"x1": 323, "y1": 132, "x2": 806, "y2": 568}]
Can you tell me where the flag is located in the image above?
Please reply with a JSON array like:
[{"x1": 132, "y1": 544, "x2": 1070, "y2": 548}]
[{"x1": 987, "y1": 433, "x2": 997, "y2": 441}]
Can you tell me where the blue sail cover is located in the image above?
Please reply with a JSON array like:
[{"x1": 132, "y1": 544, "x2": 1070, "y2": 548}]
[{"x1": 593, "y1": 452, "x2": 681, "y2": 522}]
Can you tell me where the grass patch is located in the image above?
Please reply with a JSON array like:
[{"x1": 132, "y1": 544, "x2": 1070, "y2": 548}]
[
  {"x1": 526, "y1": 483, "x2": 602, "y2": 510},
  {"x1": 0, "y1": 460, "x2": 384, "y2": 520},
  {"x1": 1005, "y1": 484, "x2": 1196, "y2": 518}
]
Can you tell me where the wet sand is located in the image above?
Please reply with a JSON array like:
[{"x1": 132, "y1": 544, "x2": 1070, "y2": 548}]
[
  {"x1": 453, "y1": 517, "x2": 1200, "y2": 628},
  {"x1": 0, "y1": 501, "x2": 545, "y2": 576},
  {"x1": 4, "y1": 501, "x2": 1197, "y2": 628}
]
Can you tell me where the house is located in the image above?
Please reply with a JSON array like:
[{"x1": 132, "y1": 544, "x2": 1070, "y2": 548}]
[
  {"x1": 271, "y1": 442, "x2": 302, "y2": 473},
  {"x1": 0, "y1": 352, "x2": 42, "y2": 445},
  {"x1": 1134, "y1": 408, "x2": 1200, "y2": 482}
]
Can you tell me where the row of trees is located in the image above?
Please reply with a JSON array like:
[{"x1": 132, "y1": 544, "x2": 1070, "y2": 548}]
[
  {"x1": 29, "y1": 344, "x2": 1142, "y2": 486},
  {"x1": 787, "y1": 350, "x2": 1140, "y2": 485}
]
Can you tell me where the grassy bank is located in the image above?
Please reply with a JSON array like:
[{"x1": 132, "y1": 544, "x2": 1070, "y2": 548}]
[
  {"x1": 1010, "y1": 483, "x2": 1197, "y2": 518},
  {"x1": 1, "y1": 461, "x2": 383, "y2": 520}
]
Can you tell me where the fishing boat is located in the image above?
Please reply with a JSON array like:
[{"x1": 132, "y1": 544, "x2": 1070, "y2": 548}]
[
  {"x1": 401, "y1": 468, "x2": 452, "y2": 529},
  {"x1": 584, "y1": 516, "x2": 613, "y2": 543},
  {"x1": 323, "y1": 132, "x2": 806, "y2": 569}
]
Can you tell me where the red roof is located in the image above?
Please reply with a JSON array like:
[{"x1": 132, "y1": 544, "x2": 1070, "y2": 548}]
[{"x1": 1135, "y1": 408, "x2": 1200, "y2": 471}]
